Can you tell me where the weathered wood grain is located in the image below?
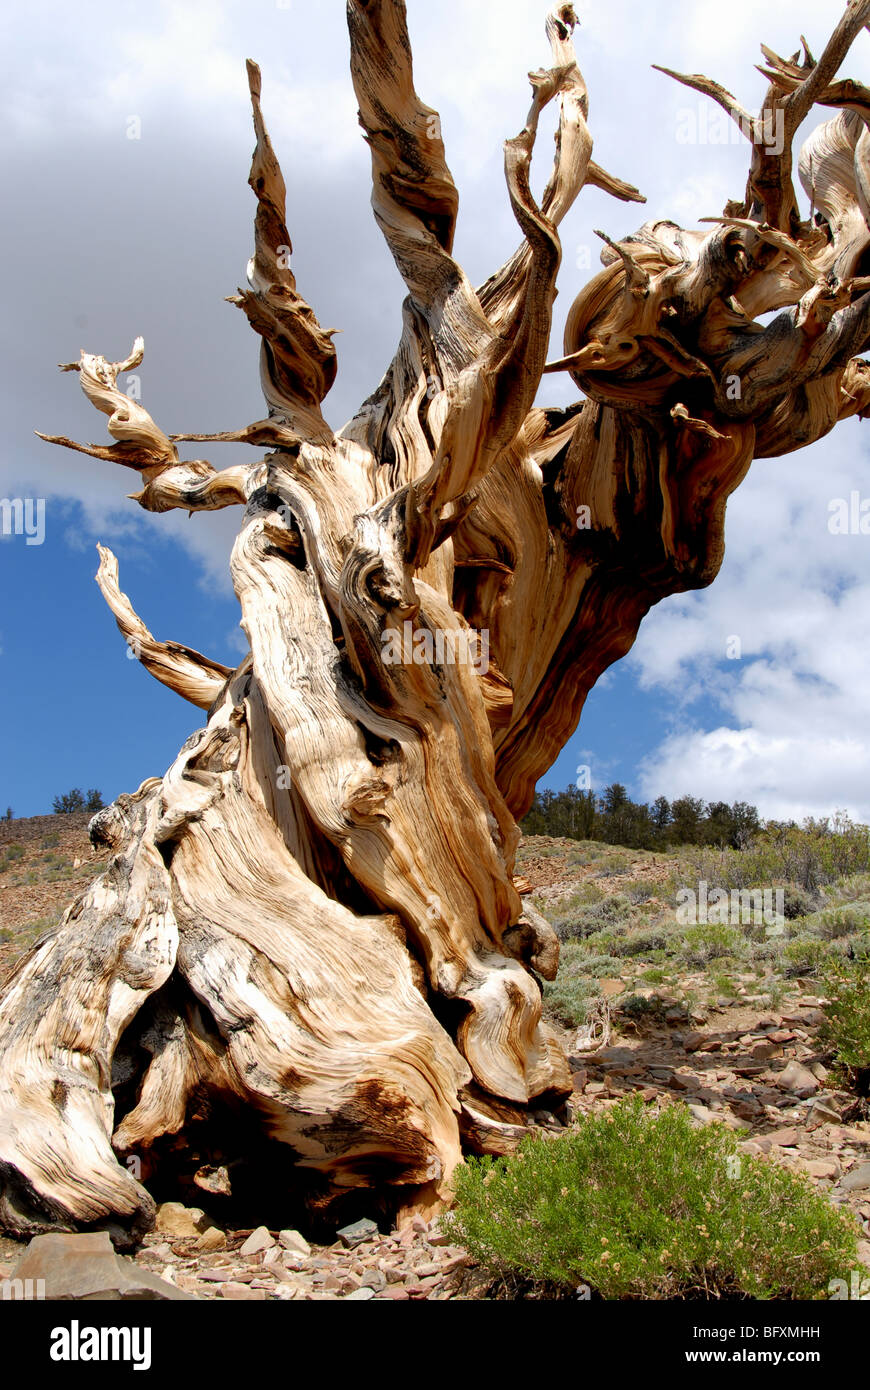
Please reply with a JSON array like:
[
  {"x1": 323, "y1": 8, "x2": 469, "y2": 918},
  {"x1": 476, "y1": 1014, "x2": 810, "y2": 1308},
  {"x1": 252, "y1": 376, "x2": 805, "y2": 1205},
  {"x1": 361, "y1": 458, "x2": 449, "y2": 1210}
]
[{"x1": 3, "y1": 0, "x2": 870, "y2": 1238}]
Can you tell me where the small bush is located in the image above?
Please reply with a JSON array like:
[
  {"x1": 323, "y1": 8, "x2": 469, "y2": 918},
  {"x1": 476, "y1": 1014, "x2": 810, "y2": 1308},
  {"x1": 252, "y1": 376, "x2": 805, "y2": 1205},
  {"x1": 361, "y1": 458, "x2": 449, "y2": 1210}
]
[
  {"x1": 445, "y1": 1097, "x2": 859, "y2": 1299},
  {"x1": 624, "y1": 879, "x2": 655, "y2": 905},
  {"x1": 681, "y1": 922, "x2": 745, "y2": 964},
  {"x1": 820, "y1": 960, "x2": 870, "y2": 1096},
  {"x1": 780, "y1": 937, "x2": 829, "y2": 978},
  {"x1": 578, "y1": 954, "x2": 624, "y2": 978},
  {"x1": 611, "y1": 926, "x2": 672, "y2": 958},
  {"x1": 543, "y1": 943, "x2": 603, "y2": 1027},
  {"x1": 639, "y1": 967, "x2": 667, "y2": 984},
  {"x1": 551, "y1": 893, "x2": 633, "y2": 943},
  {"x1": 618, "y1": 994, "x2": 668, "y2": 1022},
  {"x1": 594, "y1": 855, "x2": 630, "y2": 878},
  {"x1": 709, "y1": 970, "x2": 740, "y2": 999},
  {"x1": 817, "y1": 904, "x2": 870, "y2": 940},
  {"x1": 782, "y1": 884, "x2": 819, "y2": 920}
]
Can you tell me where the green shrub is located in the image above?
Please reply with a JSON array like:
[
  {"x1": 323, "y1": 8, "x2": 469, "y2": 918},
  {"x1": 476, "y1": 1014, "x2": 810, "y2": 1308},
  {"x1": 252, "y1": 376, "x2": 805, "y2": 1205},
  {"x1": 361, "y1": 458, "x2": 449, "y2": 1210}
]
[
  {"x1": 709, "y1": 970, "x2": 740, "y2": 998},
  {"x1": 820, "y1": 960, "x2": 870, "y2": 1095},
  {"x1": 624, "y1": 879, "x2": 656, "y2": 905},
  {"x1": 543, "y1": 943, "x2": 604, "y2": 1027},
  {"x1": 594, "y1": 855, "x2": 630, "y2": 878},
  {"x1": 681, "y1": 922, "x2": 745, "y2": 964},
  {"x1": 618, "y1": 994, "x2": 668, "y2": 1022},
  {"x1": 552, "y1": 893, "x2": 633, "y2": 943},
  {"x1": 780, "y1": 937, "x2": 829, "y2": 978},
  {"x1": 445, "y1": 1097, "x2": 859, "y2": 1299},
  {"x1": 578, "y1": 954, "x2": 624, "y2": 978},
  {"x1": 817, "y1": 904, "x2": 870, "y2": 940},
  {"x1": 781, "y1": 884, "x2": 819, "y2": 920},
  {"x1": 611, "y1": 926, "x2": 672, "y2": 958}
]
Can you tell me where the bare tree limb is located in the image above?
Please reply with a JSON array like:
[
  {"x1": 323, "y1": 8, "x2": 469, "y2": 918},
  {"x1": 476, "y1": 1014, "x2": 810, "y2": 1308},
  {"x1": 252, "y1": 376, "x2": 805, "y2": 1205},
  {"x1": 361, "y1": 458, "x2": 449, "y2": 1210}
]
[{"x1": 95, "y1": 546, "x2": 235, "y2": 709}]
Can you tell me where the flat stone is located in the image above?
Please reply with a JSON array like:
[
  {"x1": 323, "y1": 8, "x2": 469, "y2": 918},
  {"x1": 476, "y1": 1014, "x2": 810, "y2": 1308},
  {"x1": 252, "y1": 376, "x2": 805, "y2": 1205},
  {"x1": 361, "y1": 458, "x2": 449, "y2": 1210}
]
[
  {"x1": 9, "y1": 1232, "x2": 196, "y2": 1301},
  {"x1": 807, "y1": 1100, "x2": 842, "y2": 1128},
  {"x1": 139, "y1": 1241, "x2": 173, "y2": 1261},
  {"x1": 730, "y1": 1097, "x2": 764, "y2": 1122},
  {"x1": 839, "y1": 1162, "x2": 870, "y2": 1193},
  {"x1": 337, "y1": 1218, "x2": 379, "y2": 1249},
  {"x1": 239, "y1": 1226, "x2": 276, "y2": 1257},
  {"x1": 674, "y1": 1071, "x2": 701, "y2": 1090},
  {"x1": 194, "y1": 1227, "x2": 227, "y2": 1253},
  {"x1": 778, "y1": 1060, "x2": 820, "y2": 1099},
  {"x1": 597, "y1": 1047, "x2": 637, "y2": 1066},
  {"x1": 682, "y1": 1032, "x2": 710, "y2": 1052},
  {"x1": 687, "y1": 1103, "x2": 743, "y2": 1130},
  {"x1": 278, "y1": 1229, "x2": 311, "y2": 1257},
  {"x1": 406, "y1": 1275, "x2": 440, "y2": 1296},
  {"x1": 342, "y1": 1287, "x2": 376, "y2": 1300},
  {"x1": 766, "y1": 1127, "x2": 801, "y2": 1148},
  {"x1": 155, "y1": 1202, "x2": 213, "y2": 1239},
  {"x1": 219, "y1": 1283, "x2": 267, "y2": 1300},
  {"x1": 806, "y1": 1159, "x2": 840, "y2": 1181},
  {"x1": 281, "y1": 1251, "x2": 308, "y2": 1272}
]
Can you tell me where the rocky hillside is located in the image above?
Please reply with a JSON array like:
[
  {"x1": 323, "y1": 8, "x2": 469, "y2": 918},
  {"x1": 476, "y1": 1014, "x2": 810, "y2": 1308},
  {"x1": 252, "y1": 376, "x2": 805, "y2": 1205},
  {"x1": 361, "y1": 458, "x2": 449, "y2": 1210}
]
[
  {"x1": 0, "y1": 812, "x2": 110, "y2": 982},
  {"x1": 0, "y1": 819, "x2": 868, "y2": 1299}
]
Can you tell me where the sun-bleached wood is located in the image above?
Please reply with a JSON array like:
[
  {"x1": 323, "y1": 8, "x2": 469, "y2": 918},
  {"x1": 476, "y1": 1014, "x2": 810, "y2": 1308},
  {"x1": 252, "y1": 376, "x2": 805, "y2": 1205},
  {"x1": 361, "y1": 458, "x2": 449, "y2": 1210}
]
[{"x1": 2, "y1": 0, "x2": 870, "y2": 1243}]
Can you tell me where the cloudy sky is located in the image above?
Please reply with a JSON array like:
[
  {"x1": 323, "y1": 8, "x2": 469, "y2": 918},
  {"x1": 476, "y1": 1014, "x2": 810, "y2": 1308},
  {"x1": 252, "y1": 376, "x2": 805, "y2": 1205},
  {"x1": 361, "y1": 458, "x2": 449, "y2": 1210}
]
[{"x1": 1, "y1": 0, "x2": 868, "y2": 823}]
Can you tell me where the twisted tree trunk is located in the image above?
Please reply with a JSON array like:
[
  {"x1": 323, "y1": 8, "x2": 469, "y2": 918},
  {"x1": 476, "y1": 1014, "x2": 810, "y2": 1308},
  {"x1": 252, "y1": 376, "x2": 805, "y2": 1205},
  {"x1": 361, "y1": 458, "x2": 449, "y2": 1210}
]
[{"x1": 3, "y1": 0, "x2": 870, "y2": 1245}]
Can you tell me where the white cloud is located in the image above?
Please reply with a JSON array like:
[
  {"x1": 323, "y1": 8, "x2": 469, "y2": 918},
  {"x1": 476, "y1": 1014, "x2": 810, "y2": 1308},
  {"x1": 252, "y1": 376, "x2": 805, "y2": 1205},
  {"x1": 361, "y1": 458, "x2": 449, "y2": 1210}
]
[
  {"x1": 633, "y1": 424, "x2": 870, "y2": 822},
  {"x1": 4, "y1": 0, "x2": 870, "y2": 822}
]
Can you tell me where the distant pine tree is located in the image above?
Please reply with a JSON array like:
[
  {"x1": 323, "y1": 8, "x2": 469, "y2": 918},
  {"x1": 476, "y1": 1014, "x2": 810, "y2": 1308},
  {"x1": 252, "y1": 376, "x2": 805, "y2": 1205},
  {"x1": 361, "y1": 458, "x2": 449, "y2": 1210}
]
[{"x1": 520, "y1": 785, "x2": 761, "y2": 851}]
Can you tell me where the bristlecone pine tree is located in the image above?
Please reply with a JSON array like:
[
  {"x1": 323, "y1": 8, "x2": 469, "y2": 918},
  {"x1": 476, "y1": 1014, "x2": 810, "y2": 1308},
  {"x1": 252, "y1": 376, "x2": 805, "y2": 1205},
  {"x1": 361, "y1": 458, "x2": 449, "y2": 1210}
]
[{"x1": 2, "y1": 1, "x2": 870, "y2": 1245}]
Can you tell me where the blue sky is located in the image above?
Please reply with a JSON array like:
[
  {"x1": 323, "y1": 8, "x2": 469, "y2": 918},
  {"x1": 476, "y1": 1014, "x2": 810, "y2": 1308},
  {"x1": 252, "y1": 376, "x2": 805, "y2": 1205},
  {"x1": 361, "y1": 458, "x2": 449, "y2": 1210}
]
[{"x1": 2, "y1": 0, "x2": 870, "y2": 823}]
